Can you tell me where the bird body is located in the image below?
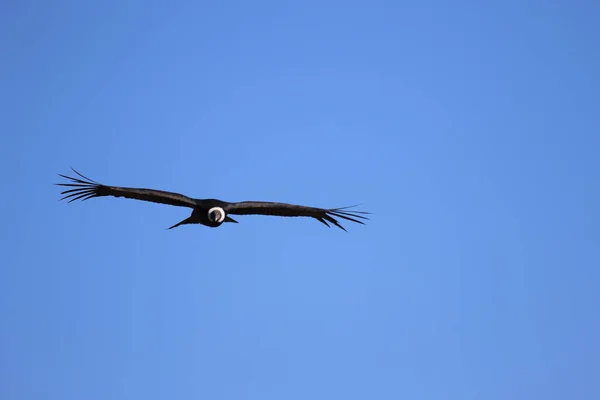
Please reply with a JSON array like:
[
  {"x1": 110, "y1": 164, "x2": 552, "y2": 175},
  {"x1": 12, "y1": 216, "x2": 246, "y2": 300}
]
[{"x1": 56, "y1": 169, "x2": 369, "y2": 231}]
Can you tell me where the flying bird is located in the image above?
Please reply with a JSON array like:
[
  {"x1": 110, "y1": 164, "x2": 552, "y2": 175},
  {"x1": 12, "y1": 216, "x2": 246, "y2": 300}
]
[{"x1": 56, "y1": 169, "x2": 369, "y2": 231}]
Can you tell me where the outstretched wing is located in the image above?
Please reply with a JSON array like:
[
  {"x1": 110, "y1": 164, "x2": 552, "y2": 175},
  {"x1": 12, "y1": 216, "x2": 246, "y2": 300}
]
[
  {"x1": 224, "y1": 201, "x2": 369, "y2": 231},
  {"x1": 56, "y1": 168, "x2": 198, "y2": 208}
]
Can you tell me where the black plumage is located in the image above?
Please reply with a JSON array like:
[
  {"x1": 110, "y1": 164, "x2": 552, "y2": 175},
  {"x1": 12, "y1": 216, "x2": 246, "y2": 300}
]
[{"x1": 56, "y1": 168, "x2": 369, "y2": 231}]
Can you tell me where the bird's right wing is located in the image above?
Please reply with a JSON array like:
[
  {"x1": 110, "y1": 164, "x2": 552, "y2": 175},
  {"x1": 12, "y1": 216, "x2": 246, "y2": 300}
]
[{"x1": 56, "y1": 168, "x2": 198, "y2": 209}]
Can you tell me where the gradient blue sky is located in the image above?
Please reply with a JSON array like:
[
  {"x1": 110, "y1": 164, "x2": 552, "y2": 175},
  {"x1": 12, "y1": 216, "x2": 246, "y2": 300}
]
[{"x1": 2, "y1": 1, "x2": 599, "y2": 399}]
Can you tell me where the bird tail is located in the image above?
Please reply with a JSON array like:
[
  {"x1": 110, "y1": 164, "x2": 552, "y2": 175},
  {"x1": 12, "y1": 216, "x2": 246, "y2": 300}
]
[{"x1": 167, "y1": 216, "x2": 195, "y2": 230}]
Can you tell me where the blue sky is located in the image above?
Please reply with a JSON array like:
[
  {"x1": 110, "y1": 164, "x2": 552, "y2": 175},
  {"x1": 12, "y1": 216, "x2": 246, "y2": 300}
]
[{"x1": 2, "y1": 0, "x2": 599, "y2": 399}]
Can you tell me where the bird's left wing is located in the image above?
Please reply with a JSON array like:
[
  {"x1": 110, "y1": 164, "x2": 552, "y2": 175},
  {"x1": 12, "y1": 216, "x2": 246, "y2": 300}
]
[
  {"x1": 224, "y1": 201, "x2": 369, "y2": 231},
  {"x1": 56, "y1": 168, "x2": 198, "y2": 208}
]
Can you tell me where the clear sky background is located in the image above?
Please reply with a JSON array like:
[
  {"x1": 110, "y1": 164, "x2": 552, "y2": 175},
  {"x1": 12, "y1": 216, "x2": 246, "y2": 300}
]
[{"x1": 2, "y1": 1, "x2": 599, "y2": 399}]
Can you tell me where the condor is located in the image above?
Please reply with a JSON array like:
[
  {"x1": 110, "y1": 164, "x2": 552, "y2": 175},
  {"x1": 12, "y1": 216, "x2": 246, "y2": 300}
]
[{"x1": 56, "y1": 168, "x2": 369, "y2": 231}]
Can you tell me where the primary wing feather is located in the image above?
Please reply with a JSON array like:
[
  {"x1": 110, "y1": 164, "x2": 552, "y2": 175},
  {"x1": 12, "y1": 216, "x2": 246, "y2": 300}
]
[
  {"x1": 56, "y1": 168, "x2": 198, "y2": 208},
  {"x1": 225, "y1": 201, "x2": 369, "y2": 231}
]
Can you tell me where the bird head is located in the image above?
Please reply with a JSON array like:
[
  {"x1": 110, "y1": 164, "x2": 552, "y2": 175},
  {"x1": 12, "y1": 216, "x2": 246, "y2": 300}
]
[{"x1": 207, "y1": 206, "x2": 226, "y2": 225}]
